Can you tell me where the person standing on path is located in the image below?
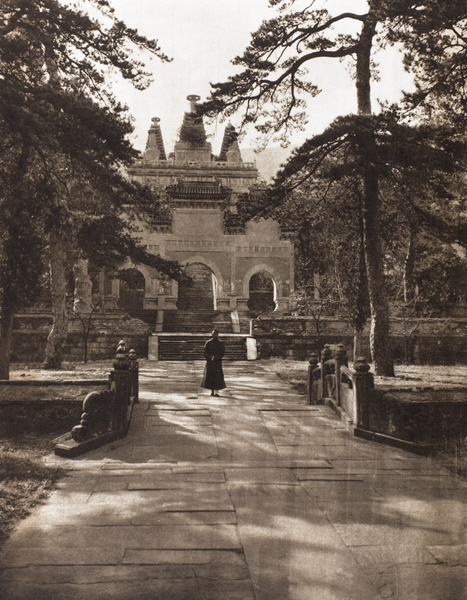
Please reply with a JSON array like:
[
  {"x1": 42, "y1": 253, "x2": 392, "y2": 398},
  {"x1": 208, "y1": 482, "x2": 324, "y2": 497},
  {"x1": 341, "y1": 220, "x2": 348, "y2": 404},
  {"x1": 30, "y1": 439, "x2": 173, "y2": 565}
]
[{"x1": 201, "y1": 329, "x2": 226, "y2": 396}]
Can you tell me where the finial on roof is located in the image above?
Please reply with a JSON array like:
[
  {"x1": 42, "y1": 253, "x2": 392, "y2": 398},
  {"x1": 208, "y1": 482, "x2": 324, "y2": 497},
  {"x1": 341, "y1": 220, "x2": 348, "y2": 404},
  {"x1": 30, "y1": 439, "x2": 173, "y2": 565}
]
[
  {"x1": 144, "y1": 116, "x2": 166, "y2": 162},
  {"x1": 186, "y1": 94, "x2": 201, "y2": 113}
]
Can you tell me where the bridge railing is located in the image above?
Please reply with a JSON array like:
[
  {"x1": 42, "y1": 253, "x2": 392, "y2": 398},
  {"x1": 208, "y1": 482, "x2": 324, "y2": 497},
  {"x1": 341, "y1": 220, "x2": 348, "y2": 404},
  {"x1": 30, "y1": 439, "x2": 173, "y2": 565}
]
[
  {"x1": 55, "y1": 341, "x2": 139, "y2": 457},
  {"x1": 307, "y1": 344, "x2": 374, "y2": 430}
]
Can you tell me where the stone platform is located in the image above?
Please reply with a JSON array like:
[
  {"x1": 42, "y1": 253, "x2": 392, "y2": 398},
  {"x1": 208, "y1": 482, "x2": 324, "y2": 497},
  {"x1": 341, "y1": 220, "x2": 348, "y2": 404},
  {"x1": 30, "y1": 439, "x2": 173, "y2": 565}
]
[{"x1": 0, "y1": 361, "x2": 466, "y2": 599}]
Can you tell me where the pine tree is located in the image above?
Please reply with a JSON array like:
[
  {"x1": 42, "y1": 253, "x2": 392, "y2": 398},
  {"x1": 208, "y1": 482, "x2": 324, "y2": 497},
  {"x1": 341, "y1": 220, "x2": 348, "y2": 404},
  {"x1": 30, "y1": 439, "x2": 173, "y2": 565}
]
[{"x1": 200, "y1": 0, "x2": 467, "y2": 375}]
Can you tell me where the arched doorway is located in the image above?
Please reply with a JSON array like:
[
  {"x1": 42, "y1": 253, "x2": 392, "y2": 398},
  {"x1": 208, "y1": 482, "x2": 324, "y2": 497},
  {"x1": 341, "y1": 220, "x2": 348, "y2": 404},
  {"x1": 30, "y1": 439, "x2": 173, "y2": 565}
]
[
  {"x1": 247, "y1": 271, "x2": 276, "y2": 313},
  {"x1": 178, "y1": 263, "x2": 217, "y2": 310},
  {"x1": 117, "y1": 268, "x2": 145, "y2": 313}
]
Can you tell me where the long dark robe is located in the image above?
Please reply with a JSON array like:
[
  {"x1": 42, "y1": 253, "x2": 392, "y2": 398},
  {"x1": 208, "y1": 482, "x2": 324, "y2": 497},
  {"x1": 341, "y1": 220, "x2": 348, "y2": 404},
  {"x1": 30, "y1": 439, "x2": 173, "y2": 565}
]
[{"x1": 201, "y1": 337, "x2": 226, "y2": 390}]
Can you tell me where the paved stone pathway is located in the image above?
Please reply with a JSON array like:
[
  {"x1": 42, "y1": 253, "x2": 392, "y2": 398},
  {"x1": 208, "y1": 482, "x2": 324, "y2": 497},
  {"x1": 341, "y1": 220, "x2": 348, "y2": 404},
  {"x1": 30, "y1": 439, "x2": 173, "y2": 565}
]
[{"x1": 1, "y1": 360, "x2": 466, "y2": 599}]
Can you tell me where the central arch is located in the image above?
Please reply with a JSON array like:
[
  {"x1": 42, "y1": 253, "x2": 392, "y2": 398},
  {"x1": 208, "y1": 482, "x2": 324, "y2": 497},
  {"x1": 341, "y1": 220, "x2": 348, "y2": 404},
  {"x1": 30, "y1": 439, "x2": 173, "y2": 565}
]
[{"x1": 177, "y1": 262, "x2": 218, "y2": 310}]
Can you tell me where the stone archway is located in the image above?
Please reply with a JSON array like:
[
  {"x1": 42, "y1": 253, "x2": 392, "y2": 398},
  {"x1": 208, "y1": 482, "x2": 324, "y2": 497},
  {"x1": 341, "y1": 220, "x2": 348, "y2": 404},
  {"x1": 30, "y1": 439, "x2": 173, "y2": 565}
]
[
  {"x1": 177, "y1": 262, "x2": 218, "y2": 310},
  {"x1": 247, "y1": 271, "x2": 277, "y2": 313}
]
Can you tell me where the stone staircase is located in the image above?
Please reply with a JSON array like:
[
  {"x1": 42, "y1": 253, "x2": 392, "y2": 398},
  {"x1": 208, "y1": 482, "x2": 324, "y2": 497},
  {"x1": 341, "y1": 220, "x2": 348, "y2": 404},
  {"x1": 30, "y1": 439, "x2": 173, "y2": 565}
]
[
  {"x1": 158, "y1": 334, "x2": 248, "y2": 361},
  {"x1": 123, "y1": 309, "x2": 159, "y2": 329},
  {"x1": 163, "y1": 310, "x2": 233, "y2": 334}
]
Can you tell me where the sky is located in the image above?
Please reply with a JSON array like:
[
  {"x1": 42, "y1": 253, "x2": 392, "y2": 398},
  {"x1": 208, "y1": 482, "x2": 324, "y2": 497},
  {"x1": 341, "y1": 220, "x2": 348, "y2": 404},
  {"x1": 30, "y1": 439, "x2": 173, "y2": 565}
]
[{"x1": 101, "y1": 0, "x2": 414, "y2": 155}]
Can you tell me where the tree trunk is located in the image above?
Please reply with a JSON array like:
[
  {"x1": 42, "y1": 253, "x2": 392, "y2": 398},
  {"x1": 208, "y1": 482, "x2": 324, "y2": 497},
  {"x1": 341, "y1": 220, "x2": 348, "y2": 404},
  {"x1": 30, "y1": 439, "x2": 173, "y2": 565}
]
[
  {"x1": 42, "y1": 229, "x2": 69, "y2": 369},
  {"x1": 361, "y1": 162, "x2": 394, "y2": 375},
  {"x1": 403, "y1": 230, "x2": 415, "y2": 303},
  {"x1": 356, "y1": 6, "x2": 395, "y2": 376},
  {"x1": 353, "y1": 204, "x2": 369, "y2": 363},
  {"x1": 0, "y1": 300, "x2": 15, "y2": 380}
]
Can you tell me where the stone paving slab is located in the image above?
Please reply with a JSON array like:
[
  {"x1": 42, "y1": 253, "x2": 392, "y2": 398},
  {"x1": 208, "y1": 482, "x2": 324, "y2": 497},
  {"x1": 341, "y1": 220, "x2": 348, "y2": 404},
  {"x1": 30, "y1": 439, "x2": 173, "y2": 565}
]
[
  {"x1": 0, "y1": 564, "x2": 198, "y2": 584},
  {"x1": 4, "y1": 546, "x2": 123, "y2": 567},
  {"x1": 334, "y1": 522, "x2": 467, "y2": 548},
  {"x1": 6, "y1": 523, "x2": 241, "y2": 552},
  {"x1": 428, "y1": 544, "x2": 467, "y2": 566},
  {"x1": 275, "y1": 444, "x2": 377, "y2": 460},
  {"x1": 83, "y1": 487, "x2": 235, "y2": 512},
  {"x1": 128, "y1": 472, "x2": 226, "y2": 487},
  {"x1": 0, "y1": 578, "x2": 202, "y2": 600},
  {"x1": 131, "y1": 444, "x2": 219, "y2": 461},
  {"x1": 135, "y1": 432, "x2": 218, "y2": 446},
  {"x1": 1, "y1": 359, "x2": 466, "y2": 599},
  {"x1": 227, "y1": 483, "x2": 381, "y2": 600},
  {"x1": 349, "y1": 544, "x2": 439, "y2": 565},
  {"x1": 293, "y1": 470, "x2": 365, "y2": 481},
  {"x1": 122, "y1": 549, "x2": 245, "y2": 566},
  {"x1": 364, "y1": 564, "x2": 467, "y2": 600},
  {"x1": 23, "y1": 503, "x2": 237, "y2": 527},
  {"x1": 224, "y1": 467, "x2": 300, "y2": 484}
]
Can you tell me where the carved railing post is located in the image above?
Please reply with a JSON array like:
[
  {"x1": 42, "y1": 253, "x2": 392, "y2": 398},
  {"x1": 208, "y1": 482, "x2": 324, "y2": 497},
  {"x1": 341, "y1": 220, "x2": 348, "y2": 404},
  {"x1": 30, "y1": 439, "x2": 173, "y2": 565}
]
[
  {"x1": 320, "y1": 344, "x2": 332, "y2": 401},
  {"x1": 335, "y1": 343, "x2": 349, "y2": 407},
  {"x1": 353, "y1": 356, "x2": 374, "y2": 430},
  {"x1": 307, "y1": 352, "x2": 319, "y2": 405},
  {"x1": 129, "y1": 348, "x2": 139, "y2": 404},
  {"x1": 109, "y1": 340, "x2": 131, "y2": 434}
]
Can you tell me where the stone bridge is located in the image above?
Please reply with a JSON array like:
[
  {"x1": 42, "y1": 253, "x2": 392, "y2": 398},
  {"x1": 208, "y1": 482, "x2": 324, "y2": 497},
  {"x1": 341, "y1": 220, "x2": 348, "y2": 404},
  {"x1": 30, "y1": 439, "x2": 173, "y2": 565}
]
[{"x1": 0, "y1": 361, "x2": 466, "y2": 600}]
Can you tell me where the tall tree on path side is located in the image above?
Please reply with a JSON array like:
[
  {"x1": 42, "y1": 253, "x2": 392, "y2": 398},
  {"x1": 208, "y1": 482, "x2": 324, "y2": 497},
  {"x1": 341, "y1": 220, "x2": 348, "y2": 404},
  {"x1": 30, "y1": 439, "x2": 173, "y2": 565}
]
[
  {"x1": 0, "y1": 134, "x2": 48, "y2": 379},
  {"x1": 0, "y1": 0, "x2": 186, "y2": 376},
  {"x1": 200, "y1": 0, "x2": 467, "y2": 376}
]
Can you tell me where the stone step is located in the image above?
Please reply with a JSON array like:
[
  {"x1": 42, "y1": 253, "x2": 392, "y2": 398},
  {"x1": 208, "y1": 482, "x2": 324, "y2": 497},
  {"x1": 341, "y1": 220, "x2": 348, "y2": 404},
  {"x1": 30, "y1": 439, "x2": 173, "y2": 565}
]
[
  {"x1": 125, "y1": 309, "x2": 159, "y2": 326},
  {"x1": 158, "y1": 335, "x2": 247, "y2": 361},
  {"x1": 163, "y1": 310, "x2": 233, "y2": 334}
]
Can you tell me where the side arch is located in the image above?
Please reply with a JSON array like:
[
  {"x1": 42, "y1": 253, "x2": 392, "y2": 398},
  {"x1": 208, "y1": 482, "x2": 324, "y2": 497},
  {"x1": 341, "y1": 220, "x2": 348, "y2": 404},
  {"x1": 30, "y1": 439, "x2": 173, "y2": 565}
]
[
  {"x1": 241, "y1": 263, "x2": 282, "y2": 313},
  {"x1": 240, "y1": 263, "x2": 282, "y2": 298},
  {"x1": 115, "y1": 266, "x2": 147, "y2": 313},
  {"x1": 117, "y1": 259, "x2": 152, "y2": 289}
]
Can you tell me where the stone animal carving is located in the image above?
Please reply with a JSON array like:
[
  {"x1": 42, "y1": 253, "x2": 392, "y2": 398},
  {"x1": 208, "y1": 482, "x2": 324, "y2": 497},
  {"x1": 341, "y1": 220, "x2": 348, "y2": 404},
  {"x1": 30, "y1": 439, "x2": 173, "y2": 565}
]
[{"x1": 71, "y1": 390, "x2": 114, "y2": 442}]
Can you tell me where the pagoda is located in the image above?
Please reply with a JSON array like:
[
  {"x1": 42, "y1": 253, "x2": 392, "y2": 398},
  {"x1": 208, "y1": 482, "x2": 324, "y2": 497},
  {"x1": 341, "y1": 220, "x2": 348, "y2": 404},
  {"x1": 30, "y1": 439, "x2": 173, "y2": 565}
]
[{"x1": 122, "y1": 95, "x2": 294, "y2": 357}]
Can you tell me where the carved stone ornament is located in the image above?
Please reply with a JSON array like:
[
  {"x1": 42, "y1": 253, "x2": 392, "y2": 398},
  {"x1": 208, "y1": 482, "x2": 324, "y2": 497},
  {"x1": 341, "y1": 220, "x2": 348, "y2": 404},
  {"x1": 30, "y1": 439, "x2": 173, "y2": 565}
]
[
  {"x1": 354, "y1": 356, "x2": 371, "y2": 373},
  {"x1": 113, "y1": 340, "x2": 130, "y2": 370},
  {"x1": 71, "y1": 390, "x2": 114, "y2": 442}
]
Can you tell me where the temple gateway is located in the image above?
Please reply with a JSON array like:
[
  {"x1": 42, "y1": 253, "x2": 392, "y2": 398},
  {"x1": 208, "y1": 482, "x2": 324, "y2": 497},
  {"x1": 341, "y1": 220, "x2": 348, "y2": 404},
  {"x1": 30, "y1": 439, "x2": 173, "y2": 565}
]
[{"x1": 118, "y1": 95, "x2": 294, "y2": 359}]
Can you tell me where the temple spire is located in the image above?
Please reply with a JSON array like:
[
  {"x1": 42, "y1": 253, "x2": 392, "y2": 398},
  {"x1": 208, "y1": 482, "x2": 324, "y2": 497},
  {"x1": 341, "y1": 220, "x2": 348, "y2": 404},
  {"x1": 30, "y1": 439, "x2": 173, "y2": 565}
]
[
  {"x1": 219, "y1": 122, "x2": 242, "y2": 163},
  {"x1": 143, "y1": 117, "x2": 166, "y2": 163},
  {"x1": 174, "y1": 94, "x2": 212, "y2": 163}
]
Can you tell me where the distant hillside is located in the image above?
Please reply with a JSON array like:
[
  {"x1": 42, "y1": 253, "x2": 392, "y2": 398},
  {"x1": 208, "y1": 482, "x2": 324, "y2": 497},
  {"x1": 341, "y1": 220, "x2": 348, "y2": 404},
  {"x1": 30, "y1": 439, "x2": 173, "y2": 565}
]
[{"x1": 241, "y1": 146, "x2": 293, "y2": 182}]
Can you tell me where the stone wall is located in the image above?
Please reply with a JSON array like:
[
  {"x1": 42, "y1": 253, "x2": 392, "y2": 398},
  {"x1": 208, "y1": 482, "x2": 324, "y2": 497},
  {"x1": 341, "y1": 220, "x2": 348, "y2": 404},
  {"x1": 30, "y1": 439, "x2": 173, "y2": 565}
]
[
  {"x1": 11, "y1": 313, "x2": 150, "y2": 363},
  {"x1": 252, "y1": 316, "x2": 467, "y2": 364},
  {"x1": 369, "y1": 388, "x2": 467, "y2": 448},
  {"x1": 0, "y1": 381, "x2": 108, "y2": 437}
]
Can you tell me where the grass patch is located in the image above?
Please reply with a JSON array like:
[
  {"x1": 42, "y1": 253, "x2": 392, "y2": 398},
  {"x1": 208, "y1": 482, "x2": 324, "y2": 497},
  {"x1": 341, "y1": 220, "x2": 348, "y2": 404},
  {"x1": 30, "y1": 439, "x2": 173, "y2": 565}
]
[
  {"x1": 263, "y1": 359, "x2": 308, "y2": 393},
  {"x1": 1, "y1": 361, "x2": 110, "y2": 547},
  {"x1": 0, "y1": 437, "x2": 62, "y2": 547}
]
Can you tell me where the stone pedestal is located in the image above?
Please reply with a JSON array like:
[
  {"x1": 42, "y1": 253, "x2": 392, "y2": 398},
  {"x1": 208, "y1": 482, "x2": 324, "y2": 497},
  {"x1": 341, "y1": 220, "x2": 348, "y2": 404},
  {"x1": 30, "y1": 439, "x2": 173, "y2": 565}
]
[
  {"x1": 148, "y1": 336, "x2": 158, "y2": 360},
  {"x1": 246, "y1": 337, "x2": 257, "y2": 360}
]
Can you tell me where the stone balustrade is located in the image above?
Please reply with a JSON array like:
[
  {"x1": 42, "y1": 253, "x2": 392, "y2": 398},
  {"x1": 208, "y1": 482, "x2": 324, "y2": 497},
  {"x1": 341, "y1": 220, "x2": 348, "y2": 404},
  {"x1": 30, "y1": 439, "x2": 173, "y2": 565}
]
[
  {"x1": 307, "y1": 343, "x2": 467, "y2": 455},
  {"x1": 55, "y1": 341, "x2": 139, "y2": 457}
]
